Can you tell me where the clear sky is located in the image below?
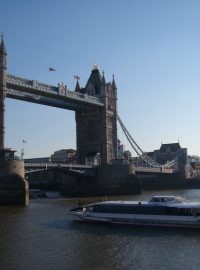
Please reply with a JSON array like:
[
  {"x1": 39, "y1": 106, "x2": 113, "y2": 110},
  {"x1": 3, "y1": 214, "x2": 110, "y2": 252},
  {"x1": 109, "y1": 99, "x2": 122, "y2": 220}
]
[{"x1": 1, "y1": 0, "x2": 200, "y2": 158}]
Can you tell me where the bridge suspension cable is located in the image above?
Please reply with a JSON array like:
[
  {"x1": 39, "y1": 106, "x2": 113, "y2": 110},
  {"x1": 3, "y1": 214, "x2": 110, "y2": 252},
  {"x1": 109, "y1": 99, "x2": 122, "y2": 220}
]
[{"x1": 117, "y1": 115, "x2": 174, "y2": 169}]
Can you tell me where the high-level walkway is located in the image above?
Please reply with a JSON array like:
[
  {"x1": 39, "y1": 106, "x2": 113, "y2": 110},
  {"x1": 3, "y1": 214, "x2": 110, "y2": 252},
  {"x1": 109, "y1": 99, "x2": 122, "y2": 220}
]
[{"x1": 7, "y1": 74, "x2": 104, "y2": 111}]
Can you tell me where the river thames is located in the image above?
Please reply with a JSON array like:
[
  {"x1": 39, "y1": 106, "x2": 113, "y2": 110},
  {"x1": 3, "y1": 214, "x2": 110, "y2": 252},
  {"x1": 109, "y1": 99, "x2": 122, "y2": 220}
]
[{"x1": 1, "y1": 189, "x2": 200, "y2": 270}]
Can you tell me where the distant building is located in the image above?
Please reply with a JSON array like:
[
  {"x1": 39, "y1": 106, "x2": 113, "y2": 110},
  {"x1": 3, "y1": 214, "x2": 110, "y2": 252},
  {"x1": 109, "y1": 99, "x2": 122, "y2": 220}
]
[
  {"x1": 188, "y1": 155, "x2": 200, "y2": 171},
  {"x1": 51, "y1": 149, "x2": 76, "y2": 163},
  {"x1": 117, "y1": 140, "x2": 132, "y2": 161},
  {"x1": 188, "y1": 155, "x2": 200, "y2": 163},
  {"x1": 124, "y1": 150, "x2": 132, "y2": 160},
  {"x1": 146, "y1": 143, "x2": 187, "y2": 166},
  {"x1": 25, "y1": 157, "x2": 51, "y2": 163},
  {"x1": 24, "y1": 149, "x2": 77, "y2": 164},
  {"x1": 118, "y1": 143, "x2": 125, "y2": 158},
  {"x1": 132, "y1": 142, "x2": 188, "y2": 176}
]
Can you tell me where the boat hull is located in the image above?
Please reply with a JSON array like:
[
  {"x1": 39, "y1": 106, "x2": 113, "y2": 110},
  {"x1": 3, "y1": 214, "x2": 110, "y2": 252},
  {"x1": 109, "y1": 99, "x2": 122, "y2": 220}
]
[{"x1": 70, "y1": 212, "x2": 200, "y2": 229}]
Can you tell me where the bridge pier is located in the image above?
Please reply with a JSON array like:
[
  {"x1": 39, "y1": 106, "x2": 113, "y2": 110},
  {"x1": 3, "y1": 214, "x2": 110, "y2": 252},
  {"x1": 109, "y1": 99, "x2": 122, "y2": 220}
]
[
  {"x1": 59, "y1": 163, "x2": 141, "y2": 197},
  {"x1": 0, "y1": 149, "x2": 29, "y2": 205}
]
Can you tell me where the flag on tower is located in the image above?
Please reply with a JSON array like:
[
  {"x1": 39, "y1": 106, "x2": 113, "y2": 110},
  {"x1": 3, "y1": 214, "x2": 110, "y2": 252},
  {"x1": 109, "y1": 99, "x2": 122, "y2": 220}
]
[{"x1": 49, "y1": 67, "x2": 56, "y2": 71}]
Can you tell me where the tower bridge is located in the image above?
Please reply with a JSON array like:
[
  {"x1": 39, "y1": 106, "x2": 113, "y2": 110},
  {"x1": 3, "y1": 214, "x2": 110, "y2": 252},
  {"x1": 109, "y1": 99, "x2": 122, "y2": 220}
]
[
  {"x1": 0, "y1": 36, "x2": 189, "y2": 170},
  {"x1": 0, "y1": 37, "x2": 191, "y2": 204}
]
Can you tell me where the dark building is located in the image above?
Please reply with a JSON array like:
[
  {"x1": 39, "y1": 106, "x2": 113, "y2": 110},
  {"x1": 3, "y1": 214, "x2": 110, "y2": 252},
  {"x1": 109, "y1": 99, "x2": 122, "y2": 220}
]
[
  {"x1": 51, "y1": 149, "x2": 76, "y2": 163},
  {"x1": 132, "y1": 143, "x2": 188, "y2": 176},
  {"x1": 75, "y1": 65, "x2": 118, "y2": 165},
  {"x1": 24, "y1": 157, "x2": 51, "y2": 163},
  {"x1": 149, "y1": 143, "x2": 188, "y2": 177},
  {"x1": 150, "y1": 143, "x2": 187, "y2": 165}
]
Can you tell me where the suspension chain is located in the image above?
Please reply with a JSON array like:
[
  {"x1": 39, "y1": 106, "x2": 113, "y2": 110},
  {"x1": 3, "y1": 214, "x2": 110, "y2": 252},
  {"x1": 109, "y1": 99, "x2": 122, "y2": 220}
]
[{"x1": 117, "y1": 115, "x2": 174, "y2": 169}]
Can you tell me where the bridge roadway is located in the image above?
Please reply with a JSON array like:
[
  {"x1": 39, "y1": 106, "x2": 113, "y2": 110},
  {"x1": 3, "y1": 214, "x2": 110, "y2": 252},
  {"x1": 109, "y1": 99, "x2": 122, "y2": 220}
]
[
  {"x1": 25, "y1": 162, "x2": 174, "y2": 174},
  {"x1": 7, "y1": 74, "x2": 104, "y2": 111},
  {"x1": 25, "y1": 162, "x2": 94, "y2": 173}
]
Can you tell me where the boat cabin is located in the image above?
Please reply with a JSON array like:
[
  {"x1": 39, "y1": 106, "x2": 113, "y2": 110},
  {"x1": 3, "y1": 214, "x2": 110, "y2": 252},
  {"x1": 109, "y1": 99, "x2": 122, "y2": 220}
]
[{"x1": 149, "y1": 196, "x2": 187, "y2": 204}]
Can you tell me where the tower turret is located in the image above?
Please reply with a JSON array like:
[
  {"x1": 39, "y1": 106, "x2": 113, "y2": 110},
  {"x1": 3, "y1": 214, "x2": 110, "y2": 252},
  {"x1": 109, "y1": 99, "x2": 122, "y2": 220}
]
[
  {"x1": 102, "y1": 71, "x2": 106, "y2": 86},
  {"x1": 75, "y1": 79, "x2": 80, "y2": 92},
  {"x1": 0, "y1": 36, "x2": 7, "y2": 57},
  {"x1": 85, "y1": 65, "x2": 103, "y2": 95},
  {"x1": 112, "y1": 74, "x2": 117, "y2": 90}
]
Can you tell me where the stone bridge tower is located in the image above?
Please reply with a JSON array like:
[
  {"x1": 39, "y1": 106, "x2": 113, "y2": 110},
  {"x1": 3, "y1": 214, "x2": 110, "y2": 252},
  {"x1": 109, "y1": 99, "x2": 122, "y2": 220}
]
[
  {"x1": 75, "y1": 65, "x2": 118, "y2": 165},
  {"x1": 0, "y1": 37, "x2": 29, "y2": 205},
  {"x1": 0, "y1": 36, "x2": 7, "y2": 149}
]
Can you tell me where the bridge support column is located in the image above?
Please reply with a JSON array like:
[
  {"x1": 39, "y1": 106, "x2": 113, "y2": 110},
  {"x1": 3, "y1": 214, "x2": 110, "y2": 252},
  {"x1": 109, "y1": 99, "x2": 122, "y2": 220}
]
[{"x1": 96, "y1": 163, "x2": 141, "y2": 195}]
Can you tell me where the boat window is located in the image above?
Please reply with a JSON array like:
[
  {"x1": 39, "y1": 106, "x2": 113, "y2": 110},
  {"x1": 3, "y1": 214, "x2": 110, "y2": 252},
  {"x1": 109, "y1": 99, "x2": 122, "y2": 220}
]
[
  {"x1": 150, "y1": 196, "x2": 187, "y2": 203},
  {"x1": 93, "y1": 204, "x2": 168, "y2": 215},
  {"x1": 173, "y1": 197, "x2": 188, "y2": 203},
  {"x1": 92, "y1": 204, "x2": 195, "y2": 216},
  {"x1": 150, "y1": 197, "x2": 172, "y2": 203}
]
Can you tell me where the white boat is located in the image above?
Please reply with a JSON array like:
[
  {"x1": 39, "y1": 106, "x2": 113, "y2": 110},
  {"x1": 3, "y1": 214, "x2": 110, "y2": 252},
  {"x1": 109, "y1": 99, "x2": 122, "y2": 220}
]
[{"x1": 69, "y1": 195, "x2": 200, "y2": 228}]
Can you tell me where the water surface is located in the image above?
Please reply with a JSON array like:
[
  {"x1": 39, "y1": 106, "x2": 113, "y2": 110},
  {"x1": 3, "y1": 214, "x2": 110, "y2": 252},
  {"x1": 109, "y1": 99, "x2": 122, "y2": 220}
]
[{"x1": 0, "y1": 189, "x2": 200, "y2": 270}]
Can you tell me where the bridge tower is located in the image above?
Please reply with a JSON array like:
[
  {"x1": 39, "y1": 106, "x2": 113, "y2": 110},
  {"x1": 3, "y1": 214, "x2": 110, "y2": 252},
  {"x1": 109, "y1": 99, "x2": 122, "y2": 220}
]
[
  {"x1": 75, "y1": 65, "x2": 118, "y2": 165},
  {"x1": 0, "y1": 36, "x2": 6, "y2": 148},
  {"x1": 0, "y1": 37, "x2": 29, "y2": 205}
]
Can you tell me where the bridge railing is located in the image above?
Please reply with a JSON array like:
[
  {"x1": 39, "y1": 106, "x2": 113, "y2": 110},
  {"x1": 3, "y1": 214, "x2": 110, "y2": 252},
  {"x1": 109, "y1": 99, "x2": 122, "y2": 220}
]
[
  {"x1": 24, "y1": 162, "x2": 95, "y2": 169},
  {"x1": 7, "y1": 74, "x2": 58, "y2": 93}
]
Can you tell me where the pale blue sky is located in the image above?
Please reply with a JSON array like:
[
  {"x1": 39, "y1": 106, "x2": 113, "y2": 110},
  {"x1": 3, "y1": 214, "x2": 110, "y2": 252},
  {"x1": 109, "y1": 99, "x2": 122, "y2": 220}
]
[{"x1": 1, "y1": 0, "x2": 200, "y2": 158}]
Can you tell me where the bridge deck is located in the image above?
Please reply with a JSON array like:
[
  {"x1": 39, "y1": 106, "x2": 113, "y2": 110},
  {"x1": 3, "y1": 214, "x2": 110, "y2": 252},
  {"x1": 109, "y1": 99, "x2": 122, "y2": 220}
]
[
  {"x1": 7, "y1": 74, "x2": 104, "y2": 111},
  {"x1": 25, "y1": 163, "x2": 174, "y2": 174}
]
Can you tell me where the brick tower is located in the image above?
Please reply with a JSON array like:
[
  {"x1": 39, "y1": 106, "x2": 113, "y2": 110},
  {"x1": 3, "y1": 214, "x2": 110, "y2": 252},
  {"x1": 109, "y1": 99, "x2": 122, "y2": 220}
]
[{"x1": 75, "y1": 65, "x2": 118, "y2": 165}]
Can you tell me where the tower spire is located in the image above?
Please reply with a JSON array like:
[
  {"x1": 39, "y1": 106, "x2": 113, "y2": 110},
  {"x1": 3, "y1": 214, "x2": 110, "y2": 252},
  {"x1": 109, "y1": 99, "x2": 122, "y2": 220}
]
[
  {"x1": 74, "y1": 75, "x2": 80, "y2": 92},
  {"x1": 112, "y1": 74, "x2": 117, "y2": 90},
  {"x1": 75, "y1": 80, "x2": 80, "y2": 92},
  {"x1": 0, "y1": 34, "x2": 7, "y2": 56},
  {"x1": 102, "y1": 70, "x2": 106, "y2": 86}
]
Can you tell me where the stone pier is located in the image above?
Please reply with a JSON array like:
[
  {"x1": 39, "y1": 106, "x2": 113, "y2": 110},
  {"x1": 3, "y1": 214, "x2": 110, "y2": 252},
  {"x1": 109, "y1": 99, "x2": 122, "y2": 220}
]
[{"x1": 0, "y1": 149, "x2": 29, "y2": 205}]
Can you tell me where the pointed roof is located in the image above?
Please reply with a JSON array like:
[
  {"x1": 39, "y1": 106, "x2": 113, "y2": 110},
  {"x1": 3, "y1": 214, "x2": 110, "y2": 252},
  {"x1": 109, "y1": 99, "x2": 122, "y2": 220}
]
[
  {"x1": 85, "y1": 65, "x2": 103, "y2": 95},
  {"x1": 159, "y1": 143, "x2": 181, "y2": 153},
  {"x1": 0, "y1": 36, "x2": 7, "y2": 55},
  {"x1": 112, "y1": 74, "x2": 117, "y2": 90},
  {"x1": 75, "y1": 80, "x2": 80, "y2": 92},
  {"x1": 102, "y1": 71, "x2": 106, "y2": 86}
]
